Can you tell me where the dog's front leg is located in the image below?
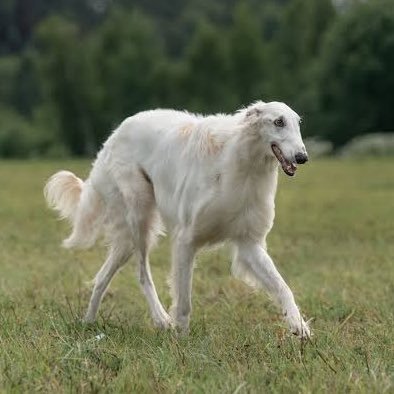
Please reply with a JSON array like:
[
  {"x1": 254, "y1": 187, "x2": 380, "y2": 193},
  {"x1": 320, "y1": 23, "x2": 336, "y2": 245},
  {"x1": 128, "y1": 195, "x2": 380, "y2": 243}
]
[
  {"x1": 169, "y1": 233, "x2": 196, "y2": 334},
  {"x1": 234, "y1": 241, "x2": 311, "y2": 338}
]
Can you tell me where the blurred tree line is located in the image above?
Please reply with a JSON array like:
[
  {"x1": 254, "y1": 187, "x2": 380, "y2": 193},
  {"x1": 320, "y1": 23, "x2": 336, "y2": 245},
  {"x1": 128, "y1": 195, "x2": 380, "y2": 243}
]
[{"x1": 0, "y1": 0, "x2": 393, "y2": 157}]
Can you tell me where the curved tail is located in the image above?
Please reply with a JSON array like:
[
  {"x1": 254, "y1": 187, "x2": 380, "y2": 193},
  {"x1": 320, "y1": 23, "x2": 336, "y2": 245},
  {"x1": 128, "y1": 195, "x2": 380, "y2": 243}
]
[{"x1": 44, "y1": 170, "x2": 104, "y2": 249}]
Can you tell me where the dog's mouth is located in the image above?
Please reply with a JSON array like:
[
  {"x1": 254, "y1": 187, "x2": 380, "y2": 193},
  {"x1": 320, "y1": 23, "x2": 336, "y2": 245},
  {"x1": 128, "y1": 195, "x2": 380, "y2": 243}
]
[{"x1": 271, "y1": 144, "x2": 297, "y2": 176}]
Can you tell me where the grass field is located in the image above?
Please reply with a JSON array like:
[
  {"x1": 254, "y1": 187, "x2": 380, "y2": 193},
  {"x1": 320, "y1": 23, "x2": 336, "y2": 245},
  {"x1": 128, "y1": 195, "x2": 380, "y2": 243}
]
[{"x1": 0, "y1": 159, "x2": 393, "y2": 393}]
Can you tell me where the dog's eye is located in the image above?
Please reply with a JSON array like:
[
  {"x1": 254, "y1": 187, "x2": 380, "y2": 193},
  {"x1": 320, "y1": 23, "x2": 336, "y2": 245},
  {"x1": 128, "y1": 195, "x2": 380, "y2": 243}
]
[{"x1": 274, "y1": 118, "x2": 285, "y2": 128}]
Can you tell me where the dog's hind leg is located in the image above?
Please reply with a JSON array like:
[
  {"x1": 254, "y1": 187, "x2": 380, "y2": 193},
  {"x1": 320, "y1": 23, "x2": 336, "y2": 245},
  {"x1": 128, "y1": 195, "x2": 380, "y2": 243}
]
[
  {"x1": 112, "y1": 164, "x2": 171, "y2": 328},
  {"x1": 84, "y1": 240, "x2": 132, "y2": 323},
  {"x1": 136, "y1": 248, "x2": 172, "y2": 328},
  {"x1": 83, "y1": 179, "x2": 134, "y2": 323}
]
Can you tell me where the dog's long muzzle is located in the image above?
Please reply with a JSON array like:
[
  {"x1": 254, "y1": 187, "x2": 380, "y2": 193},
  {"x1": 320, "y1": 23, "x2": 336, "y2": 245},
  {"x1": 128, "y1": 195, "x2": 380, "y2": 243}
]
[{"x1": 271, "y1": 145, "x2": 308, "y2": 177}]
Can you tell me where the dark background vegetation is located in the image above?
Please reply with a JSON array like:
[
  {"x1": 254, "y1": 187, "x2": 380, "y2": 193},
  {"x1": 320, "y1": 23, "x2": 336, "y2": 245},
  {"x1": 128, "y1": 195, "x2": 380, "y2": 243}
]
[{"x1": 0, "y1": 0, "x2": 393, "y2": 157}]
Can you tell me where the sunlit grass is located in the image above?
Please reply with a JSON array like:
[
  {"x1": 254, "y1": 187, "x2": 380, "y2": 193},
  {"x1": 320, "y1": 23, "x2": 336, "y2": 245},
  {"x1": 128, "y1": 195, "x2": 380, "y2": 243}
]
[{"x1": 0, "y1": 158, "x2": 393, "y2": 392}]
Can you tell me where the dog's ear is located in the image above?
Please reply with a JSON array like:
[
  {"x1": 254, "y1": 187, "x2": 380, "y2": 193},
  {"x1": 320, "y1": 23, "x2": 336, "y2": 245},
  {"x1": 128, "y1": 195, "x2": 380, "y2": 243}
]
[{"x1": 244, "y1": 105, "x2": 264, "y2": 127}]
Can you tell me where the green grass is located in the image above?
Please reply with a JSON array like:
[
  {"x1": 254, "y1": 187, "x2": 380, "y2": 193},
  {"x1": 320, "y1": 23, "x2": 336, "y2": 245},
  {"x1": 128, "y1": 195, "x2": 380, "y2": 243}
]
[{"x1": 0, "y1": 159, "x2": 393, "y2": 393}]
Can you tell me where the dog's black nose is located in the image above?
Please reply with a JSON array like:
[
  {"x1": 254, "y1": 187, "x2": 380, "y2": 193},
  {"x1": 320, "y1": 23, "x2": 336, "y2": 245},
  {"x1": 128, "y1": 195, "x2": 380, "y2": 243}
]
[{"x1": 295, "y1": 152, "x2": 308, "y2": 164}]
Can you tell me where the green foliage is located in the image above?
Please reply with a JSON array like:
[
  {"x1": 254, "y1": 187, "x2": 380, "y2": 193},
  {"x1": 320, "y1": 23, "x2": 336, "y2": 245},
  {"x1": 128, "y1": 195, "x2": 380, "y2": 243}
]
[
  {"x1": 315, "y1": 0, "x2": 394, "y2": 146},
  {"x1": 0, "y1": 159, "x2": 393, "y2": 391},
  {"x1": 0, "y1": 0, "x2": 393, "y2": 156},
  {"x1": 229, "y1": 2, "x2": 266, "y2": 105},
  {"x1": 0, "y1": 52, "x2": 41, "y2": 119},
  {"x1": 0, "y1": 107, "x2": 35, "y2": 157},
  {"x1": 0, "y1": 56, "x2": 19, "y2": 106},
  {"x1": 93, "y1": 10, "x2": 164, "y2": 129},
  {"x1": 34, "y1": 16, "x2": 100, "y2": 156},
  {"x1": 0, "y1": 106, "x2": 61, "y2": 157},
  {"x1": 183, "y1": 21, "x2": 235, "y2": 113},
  {"x1": 268, "y1": 0, "x2": 335, "y2": 106}
]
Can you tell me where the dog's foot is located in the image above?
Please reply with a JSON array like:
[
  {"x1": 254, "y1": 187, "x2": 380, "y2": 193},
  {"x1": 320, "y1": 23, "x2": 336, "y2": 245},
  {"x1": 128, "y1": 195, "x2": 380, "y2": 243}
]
[
  {"x1": 152, "y1": 312, "x2": 173, "y2": 330},
  {"x1": 82, "y1": 309, "x2": 97, "y2": 324},
  {"x1": 169, "y1": 310, "x2": 190, "y2": 335},
  {"x1": 173, "y1": 324, "x2": 190, "y2": 337},
  {"x1": 284, "y1": 309, "x2": 311, "y2": 339},
  {"x1": 82, "y1": 314, "x2": 96, "y2": 324}
]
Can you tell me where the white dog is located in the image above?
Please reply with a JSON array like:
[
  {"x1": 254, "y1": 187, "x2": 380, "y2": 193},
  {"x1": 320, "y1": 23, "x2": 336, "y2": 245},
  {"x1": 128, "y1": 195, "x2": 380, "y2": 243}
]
[{"x1": 44, "y1": 101, "x2": 311, "y2": 338}]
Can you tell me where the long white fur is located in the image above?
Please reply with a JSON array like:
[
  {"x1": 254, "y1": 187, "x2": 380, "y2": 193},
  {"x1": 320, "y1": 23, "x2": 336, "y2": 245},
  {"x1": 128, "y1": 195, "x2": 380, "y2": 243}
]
[
  {"x1": 44, "y1": 171, "x2": 83, "y2": 222},
  {"x1": 44, "y1": 101, "x2": 311, "y2": 338}
]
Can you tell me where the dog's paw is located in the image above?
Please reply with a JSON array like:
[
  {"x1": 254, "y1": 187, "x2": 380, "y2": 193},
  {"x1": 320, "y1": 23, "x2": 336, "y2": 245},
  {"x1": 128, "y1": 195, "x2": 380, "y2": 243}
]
[
  {"x1": 153, "y1": 312, "x2": 173, "y2": 330},
  {"x1": 173, "y1": 324, "x2": 190, "y2": 337},
  {"x1": 82, "y1": 314, "x2": 96, "y2": 324},
  {"x1": 284, "y1": 310, "x2": 312, "y2": 339},
  {"x1": 169, "y1": 316, "x2": 190, "y2": 336}
]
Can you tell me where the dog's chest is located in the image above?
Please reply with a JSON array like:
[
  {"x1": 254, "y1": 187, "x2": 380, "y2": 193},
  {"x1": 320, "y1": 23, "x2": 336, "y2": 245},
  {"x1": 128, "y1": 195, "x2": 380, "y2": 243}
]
[{"x1": 194, "y1": 173, "x2": 277, "y2": 243}]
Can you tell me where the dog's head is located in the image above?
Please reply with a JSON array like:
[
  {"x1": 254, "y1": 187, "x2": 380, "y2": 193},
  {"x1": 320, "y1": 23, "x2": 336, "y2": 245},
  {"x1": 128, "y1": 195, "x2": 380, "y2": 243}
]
[{"x1": 244, "y1": 101, "x2": 308, "y2": 176}]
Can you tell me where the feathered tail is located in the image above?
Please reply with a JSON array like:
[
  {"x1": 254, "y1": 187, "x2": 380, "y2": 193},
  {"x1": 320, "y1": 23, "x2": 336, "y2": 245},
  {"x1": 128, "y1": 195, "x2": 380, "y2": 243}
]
[{"x1": 44, "y1": 170, "x2": 104, "y2": 249}]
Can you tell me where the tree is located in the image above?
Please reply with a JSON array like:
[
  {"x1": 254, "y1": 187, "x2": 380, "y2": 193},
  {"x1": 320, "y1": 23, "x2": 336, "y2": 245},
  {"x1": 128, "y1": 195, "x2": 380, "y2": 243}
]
[
  {"x1": 182, "y1": 21, "x2": 235, "y2": 113},
  {"x1": 93, "y1": 9, "x2": 164, "y2": 131},
  {"x1": 35, "y1": 16, "x2": 97, "y2": 155},
  {"x1": 267, "y1": 0, "x2": 336, "y2": 105},
  {"x1": 228, "y1": 2, "x2": 266, "y2": 106},
  {"x1": 315, "y1": 0, "x2": 394, "y2": 145}
]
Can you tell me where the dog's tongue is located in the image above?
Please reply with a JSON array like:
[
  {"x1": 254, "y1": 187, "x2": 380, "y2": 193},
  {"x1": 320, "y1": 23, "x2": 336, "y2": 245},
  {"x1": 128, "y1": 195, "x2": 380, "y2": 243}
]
[
  {"x1": 271, "y1": 145, "x2": 297, "y2": 176},
  {"x1": 283, "y1": 161, "x2": 297, "y2": 176}
]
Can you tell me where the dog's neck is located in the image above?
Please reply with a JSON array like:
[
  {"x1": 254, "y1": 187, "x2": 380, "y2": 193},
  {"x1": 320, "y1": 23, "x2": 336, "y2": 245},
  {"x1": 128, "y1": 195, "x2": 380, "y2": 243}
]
[
  {"x1": 224, "y1": 123, "x2": 278, "y2": 177},
  {"x1": 218, "y1": 125, "x2": 279, "y2": 216}
]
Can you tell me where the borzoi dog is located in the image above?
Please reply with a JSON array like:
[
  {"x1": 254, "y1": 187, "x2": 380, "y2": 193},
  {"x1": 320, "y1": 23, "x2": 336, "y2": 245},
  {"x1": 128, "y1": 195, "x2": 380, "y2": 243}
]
[{"x1": 44, "y1": 101, "x2": 311, "y2": 338}]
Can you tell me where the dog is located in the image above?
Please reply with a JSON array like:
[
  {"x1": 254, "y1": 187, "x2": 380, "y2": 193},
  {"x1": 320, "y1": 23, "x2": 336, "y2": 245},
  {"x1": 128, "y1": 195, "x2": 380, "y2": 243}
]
[{"x1": 44, "y1": 101, "x2": 311, "y2": 338}]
